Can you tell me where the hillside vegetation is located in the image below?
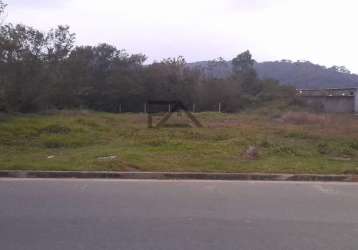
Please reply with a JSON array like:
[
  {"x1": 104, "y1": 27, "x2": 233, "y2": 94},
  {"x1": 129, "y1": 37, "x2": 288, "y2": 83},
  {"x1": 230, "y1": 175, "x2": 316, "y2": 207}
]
[
  {"x1": 256, "y1": 61, "x2": 358, "y2": 89},
  {"x1": 0, "y1": 111, "x2": 357, "y2": 174},
  {"x1": 190, "y1": 60, "x2": 358, "y2": 89}
]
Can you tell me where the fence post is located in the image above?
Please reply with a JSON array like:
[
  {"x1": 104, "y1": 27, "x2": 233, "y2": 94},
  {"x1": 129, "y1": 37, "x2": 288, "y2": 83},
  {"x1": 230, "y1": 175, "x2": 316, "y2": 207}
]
[
  {"x1": 144, "y1": 103, "x2": 147, "y2": 113},
  {"x1": 119, "y1": 104, "x2": 122, "y2": 113},
  {"x1": 193, "y1": 104, "x2": 196, "y2": 113},
  {"x1": 219, "y1": 103, "x2": 221, "y2": 113}
]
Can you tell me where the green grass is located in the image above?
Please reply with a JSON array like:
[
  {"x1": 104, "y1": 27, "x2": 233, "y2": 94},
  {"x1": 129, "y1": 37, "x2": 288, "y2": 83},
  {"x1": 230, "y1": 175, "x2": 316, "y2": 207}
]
[{"x1": 0, "y1": 110, "x2": 357, "y2": 174}]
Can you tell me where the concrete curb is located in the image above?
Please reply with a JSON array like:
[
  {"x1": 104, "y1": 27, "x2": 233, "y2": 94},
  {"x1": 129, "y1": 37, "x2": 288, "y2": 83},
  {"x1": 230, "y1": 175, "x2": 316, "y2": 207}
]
[{"x1": 0, "y1": 171, "x2": 358, "y2": 182}]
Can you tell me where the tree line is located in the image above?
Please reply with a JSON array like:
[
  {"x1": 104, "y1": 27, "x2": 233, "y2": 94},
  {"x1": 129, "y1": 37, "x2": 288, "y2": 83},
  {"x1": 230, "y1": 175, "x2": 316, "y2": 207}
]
[{"x1": 0, "y1": 1, "x2": 296, "y2": 113}]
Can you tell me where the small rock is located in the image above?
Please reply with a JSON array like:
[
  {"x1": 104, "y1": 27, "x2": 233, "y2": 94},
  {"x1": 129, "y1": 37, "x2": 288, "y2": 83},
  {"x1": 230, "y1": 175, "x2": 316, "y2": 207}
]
[
  {"x1": 244, "y1": 146, "x2": 259, "y2": 160},
  {"x1": 47, "y1": 155, "x2": 55, "y2": 159},
  {"x1": 97, "y1": 155, "x2": 118, "y2": 161}
]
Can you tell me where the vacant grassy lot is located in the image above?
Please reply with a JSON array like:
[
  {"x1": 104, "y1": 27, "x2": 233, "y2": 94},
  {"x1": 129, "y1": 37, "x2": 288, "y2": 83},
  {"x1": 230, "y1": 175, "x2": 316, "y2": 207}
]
[{"x1": 0, "y1": 111, "x2": 357, "y2": 174}]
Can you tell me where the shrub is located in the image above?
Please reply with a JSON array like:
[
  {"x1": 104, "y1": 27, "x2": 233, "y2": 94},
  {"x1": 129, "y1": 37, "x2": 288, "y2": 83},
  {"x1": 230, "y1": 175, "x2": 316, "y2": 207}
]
[
  {"x1": 317, "y1": 143, "x2": 329, "y2": 155},
  {"x1": 40, "y1": 124, "x2": 71, "y2": 134},
  {"x1": 349, "y1": 141, "x2": 358, "y2": 150},
  {"x1": 259, "y1": 139, "x2": 271, "y2": 148},
  {"x1": 272, "y1": 145, "x2": 299, "y2": 156}
]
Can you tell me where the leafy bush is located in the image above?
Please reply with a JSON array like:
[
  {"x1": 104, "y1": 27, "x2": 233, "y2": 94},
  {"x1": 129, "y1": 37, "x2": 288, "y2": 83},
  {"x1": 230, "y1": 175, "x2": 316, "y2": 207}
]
[
  {"x1": 317, "y1": 143, "x2": 329, "y2": 155},
  {"x1": 349, "y1": 141, "x2": 358, "y2": 150},
  {"x1": 272, "y1": 145, "x2": 299, "y2": 156},
  {"x1": 40, "y1": 124, "x2": 71, "y2": 134}
]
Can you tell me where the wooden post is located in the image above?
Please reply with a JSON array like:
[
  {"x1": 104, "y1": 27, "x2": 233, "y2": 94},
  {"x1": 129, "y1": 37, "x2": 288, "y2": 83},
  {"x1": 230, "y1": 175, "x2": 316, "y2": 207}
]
[
  {"x1": 219, "y1": 103, "x2": 221, "y2": 113},
  {"x1": 168, "y1": 104, "x2": 171, "y2": 113},
  {"x1": 148, "y1": 114, "x2": 153, "y2": 128},
  {"x1": 193, "y1": 104, "x2": 196, "y2": 113},
  {"x1": 144, "y1": 103, "x2": 147, "y2": 113},
  {"x1": 119, "y1": 104, "x2": 122, "y2": 113}
]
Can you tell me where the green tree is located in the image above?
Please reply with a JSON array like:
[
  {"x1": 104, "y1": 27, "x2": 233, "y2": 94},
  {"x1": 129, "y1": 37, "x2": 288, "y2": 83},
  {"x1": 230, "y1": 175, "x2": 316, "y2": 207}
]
[
  {"x1": 232, "y1": 50, "x2": 255, "y2": 76},
  {"x1": 232, "y1": 51, "x2": 262, "y2": 97},
  {"x1": 0, "y1": 24, "x2": 47, "y2": 112},
  {"x1": 44, "y1": 25, "x2": 76, "y2": 109},
  {"x1": 0, "y1": 23, "x2": 76, "y2": 112},
  {"x1": 144, "y1": 56, "x2": 200, "y2": 108}
]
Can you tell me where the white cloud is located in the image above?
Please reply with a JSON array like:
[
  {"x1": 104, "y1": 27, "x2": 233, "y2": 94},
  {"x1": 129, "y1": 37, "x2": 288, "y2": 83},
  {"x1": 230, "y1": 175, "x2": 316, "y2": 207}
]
[
  {"x1": 8, "y1": 0, "x2": 69, "y2": 8},
  {"x1": 6, "y1": 0, "x2": 358, "y2": 73}
]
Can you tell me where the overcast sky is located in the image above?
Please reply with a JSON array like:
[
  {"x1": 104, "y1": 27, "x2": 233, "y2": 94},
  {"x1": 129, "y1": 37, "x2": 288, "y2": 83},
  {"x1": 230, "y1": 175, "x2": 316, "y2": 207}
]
[{"x1": 6, "y1": 0, "x2": 358, "y2": 73}]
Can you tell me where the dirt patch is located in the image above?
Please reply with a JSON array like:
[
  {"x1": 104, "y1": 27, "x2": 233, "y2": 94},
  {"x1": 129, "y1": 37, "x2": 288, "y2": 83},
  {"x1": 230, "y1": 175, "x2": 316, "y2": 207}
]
[{"x1": 278, "y1": 112, "x2": 330, "y2": 125}]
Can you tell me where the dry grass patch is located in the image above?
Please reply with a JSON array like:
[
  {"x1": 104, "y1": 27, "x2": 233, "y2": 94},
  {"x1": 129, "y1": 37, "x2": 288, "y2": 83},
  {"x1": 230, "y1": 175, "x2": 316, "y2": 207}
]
[{"x1": 0, "y1": 111, "x2": 357, "y2": 174}]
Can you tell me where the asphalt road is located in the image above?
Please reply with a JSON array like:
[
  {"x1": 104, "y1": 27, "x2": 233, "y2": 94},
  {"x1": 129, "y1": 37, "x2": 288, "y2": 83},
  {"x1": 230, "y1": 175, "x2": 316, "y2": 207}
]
[{"x1": 1, "y1": 179, "x2": 358, "y2": 250}]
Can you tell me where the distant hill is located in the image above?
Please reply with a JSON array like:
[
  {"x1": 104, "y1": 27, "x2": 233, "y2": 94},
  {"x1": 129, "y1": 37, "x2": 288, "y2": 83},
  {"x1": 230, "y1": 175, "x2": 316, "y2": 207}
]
[{"x1": 189, "y1": 60, "x2": 358, "y2": 89}]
